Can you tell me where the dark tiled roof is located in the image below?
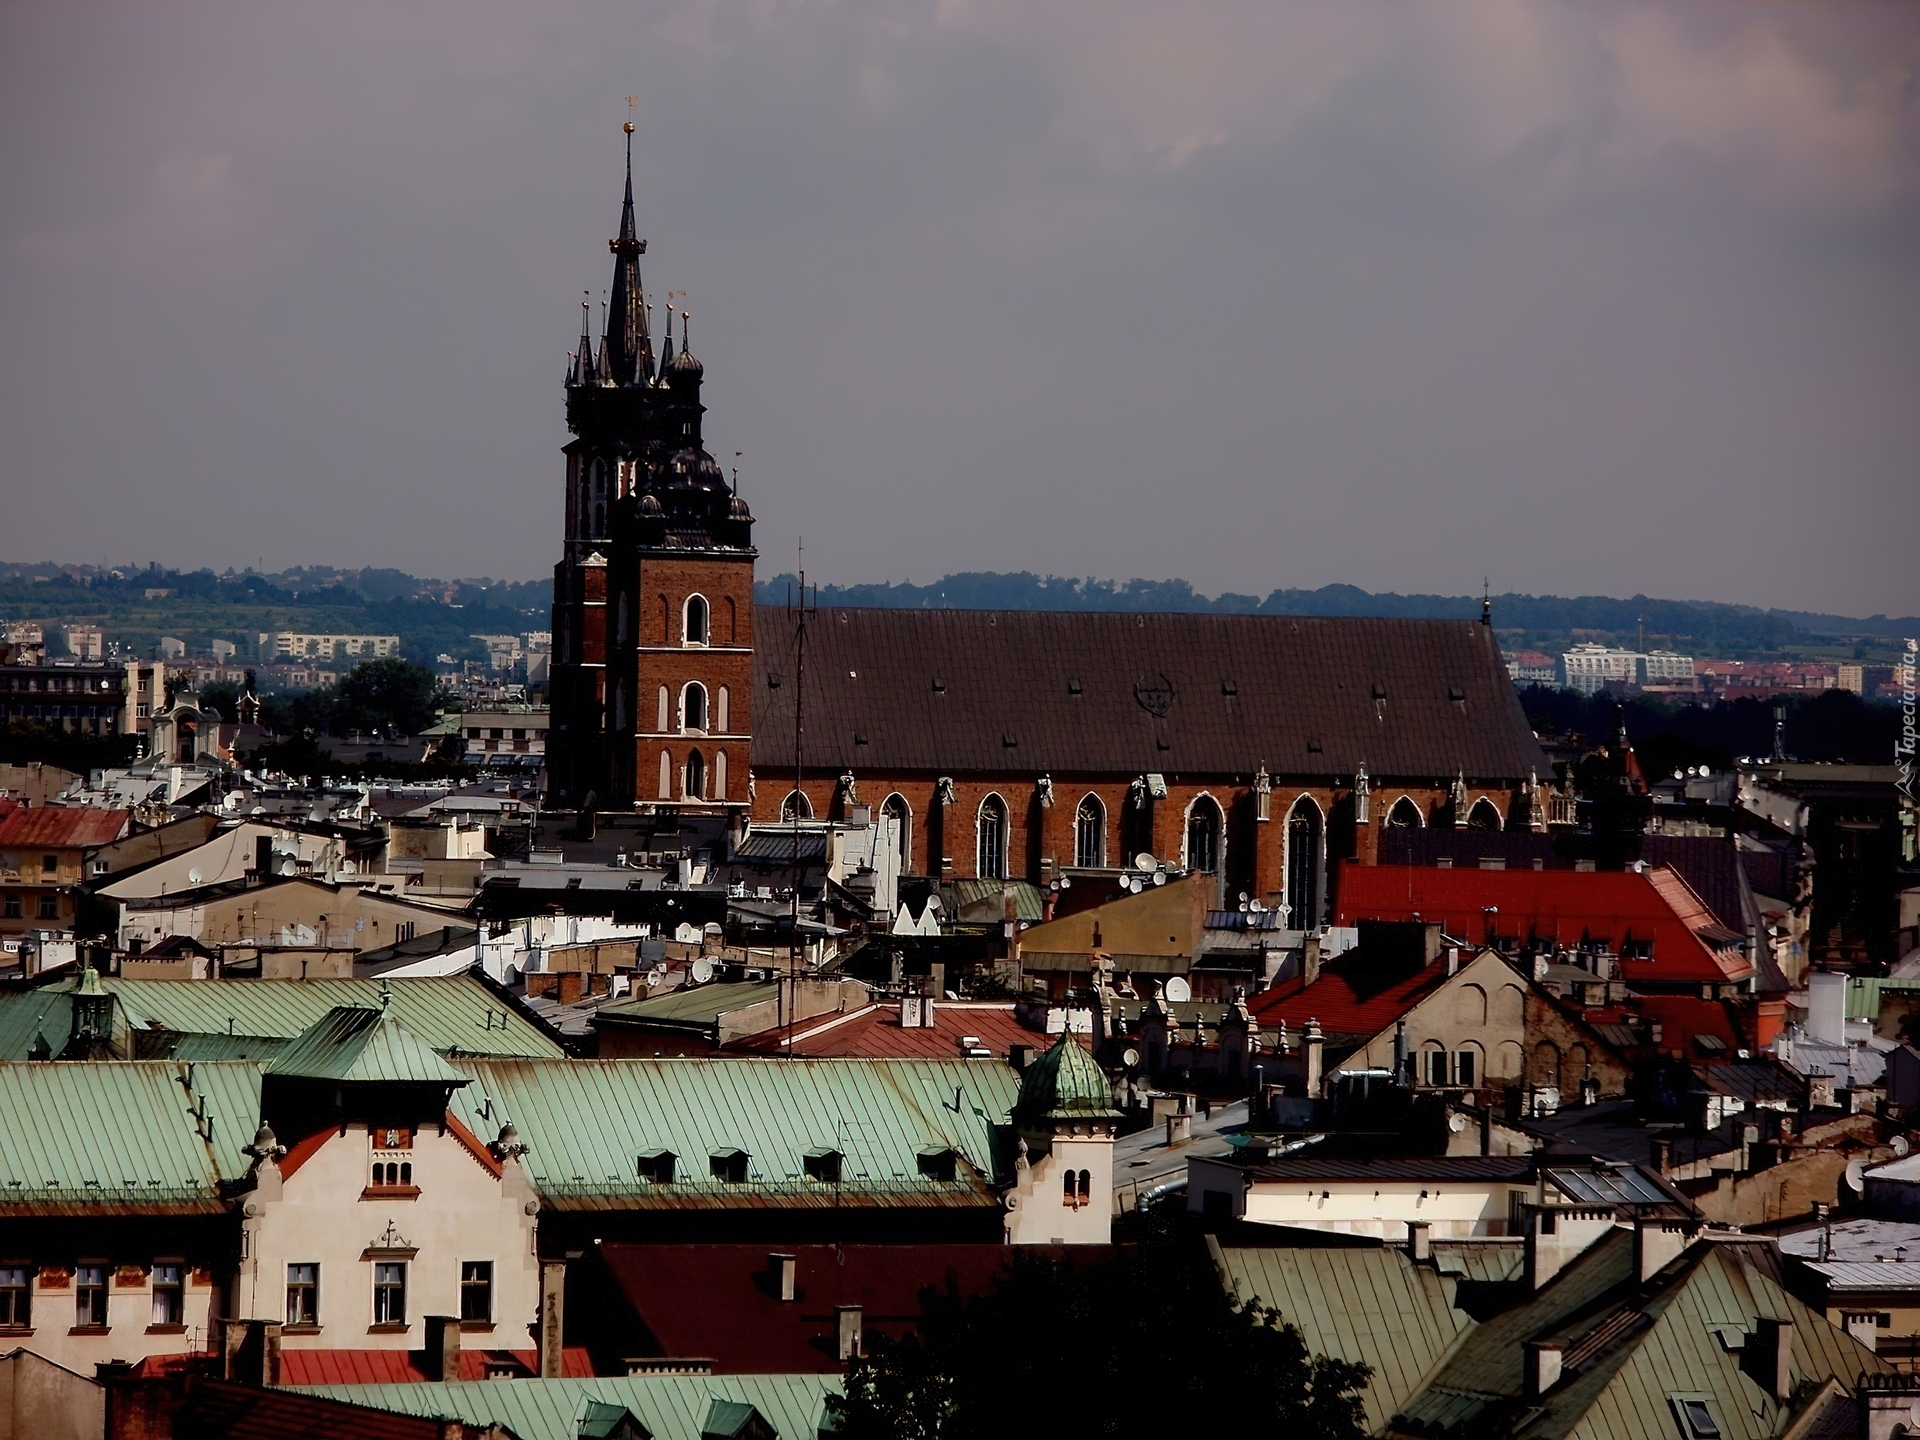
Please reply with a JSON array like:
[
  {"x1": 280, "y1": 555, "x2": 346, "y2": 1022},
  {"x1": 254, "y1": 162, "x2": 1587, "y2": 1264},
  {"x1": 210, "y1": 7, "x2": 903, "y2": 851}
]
[{"x1": 750, "y1": 610, "x2": 1545, "y2": 780}]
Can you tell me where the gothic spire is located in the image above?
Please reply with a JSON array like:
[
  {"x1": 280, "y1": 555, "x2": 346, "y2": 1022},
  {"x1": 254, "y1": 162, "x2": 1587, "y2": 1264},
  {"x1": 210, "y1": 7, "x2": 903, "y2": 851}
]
[
  {"x1": 571, "y1": 291, "x2": 596, "y2": 385},
  {"x1": 602, "y1": 120, "x2": 653, "y2": 386}
]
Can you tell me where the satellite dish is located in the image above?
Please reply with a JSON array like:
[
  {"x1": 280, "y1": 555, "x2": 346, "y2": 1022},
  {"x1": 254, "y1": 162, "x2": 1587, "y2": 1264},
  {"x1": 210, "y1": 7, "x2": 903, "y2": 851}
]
[
  {"x1": 1845, "y1": 1158, "x2": 1867, "y2": 1193},
  {"x1": 690, "y1": 959, "x2": 714, "y2": 985},
  {"x1": 1058, "y1": 875, "x2": 1071, "y2": 890},
  {"x1": 1125, "y1": 876, "x2": 1141, "y2": 894},
  {"x1": 186, "y1": 867, "x2": 203, "y2": 885},
  {"x1": 1238, "y1": 892, "x2": 1249, "y2": 904},
  {"x1": 1121, "y1": 1047, "x2": 1141, "y2": 1069},
  {"x1": 1895, "y1": 1136, "x2": 1912, "y2": 1158},
  {"x1": 1152, "y1": 871, "x2": 1166, "y2": 886},
  {"x1": 1449, "y1": 1113, "x2": 1468, "y2": 1133},
  {"x1": 1133, "y1": 853, "x2": 1156, "y2": 872},
  {"x1": 1164, "y1": 976, "x2": 1191, "y2": 1003}
]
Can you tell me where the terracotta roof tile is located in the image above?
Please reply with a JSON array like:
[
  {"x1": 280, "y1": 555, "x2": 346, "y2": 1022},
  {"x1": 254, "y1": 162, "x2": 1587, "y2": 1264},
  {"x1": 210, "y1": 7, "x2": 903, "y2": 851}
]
[{"x1": 0, "y1": 806, "x2": 130, "y2": 849}]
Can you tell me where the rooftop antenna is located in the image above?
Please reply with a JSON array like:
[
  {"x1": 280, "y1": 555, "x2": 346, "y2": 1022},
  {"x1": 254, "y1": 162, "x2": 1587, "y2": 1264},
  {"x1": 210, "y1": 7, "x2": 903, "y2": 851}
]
[{"x1": 733, "y1": 451, "x2": 742, "y2": 495}]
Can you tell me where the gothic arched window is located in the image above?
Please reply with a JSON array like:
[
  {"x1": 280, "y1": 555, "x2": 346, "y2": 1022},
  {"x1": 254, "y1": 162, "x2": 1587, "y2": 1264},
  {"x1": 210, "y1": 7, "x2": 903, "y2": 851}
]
[
  {"x1": 1074, "y1": 795, "x2": 1105, "y2": 869},
  {"x1": 781, "y1": 790, "x2": 813, "y2": 821},
  {"x1": 713, "y1": 749, "x2": 727, "y2": 800},
  {"x1": 976, "y1": 794, "x2": 1008, "y2": 880},
  {"x1": 1285, "y1": 797, "x2": 1324, "y2": 929},
  {"x1": 684, "y1": 594, "x2": 709, "y2": 646},
  {"x1": 681, "y1": 682, "x2": 707, "y2": 733},
  {"x1": 684, "y1": 749, "x2": 705, "y2": 800},
  {"x1": 882, "y1": 793, "x2": 912, "y2": 872},
  {"x1": 1186, "y1": 796, "x2": 1223, "y2": 874},
  {"x1": 1386, "y1": 796, "x2": 1423, "y2": 829},
  {"x1": 1468, "y1": 797, "x2": 1503, "y2": 831}
]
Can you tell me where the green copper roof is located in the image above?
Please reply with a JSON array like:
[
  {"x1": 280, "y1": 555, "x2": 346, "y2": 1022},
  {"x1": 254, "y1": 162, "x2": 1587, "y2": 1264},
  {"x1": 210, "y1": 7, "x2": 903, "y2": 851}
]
[
  {"x1": 700, "y1": 1398, "x2": 763, "y2": 1438},
  {"x1": 266, "y1": 1004, "x2": 470, "y2": 1086},
  {"x1": 288, "y1": 1375, "x2": 840, "y2": 1440},
  {"x1": 1015, "y1": 1033, "x2": 1120, "y2": 1120},
  {"x1": 445, "y1": 1056, "x2": 1019, "y2": 1208}
]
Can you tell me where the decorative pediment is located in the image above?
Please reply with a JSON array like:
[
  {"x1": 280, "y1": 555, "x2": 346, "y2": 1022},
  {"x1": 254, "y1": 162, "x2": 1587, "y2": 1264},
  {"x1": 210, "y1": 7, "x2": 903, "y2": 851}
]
[{"x1": 361, "y1": 1218, "x2": 418, "y2": 1259}]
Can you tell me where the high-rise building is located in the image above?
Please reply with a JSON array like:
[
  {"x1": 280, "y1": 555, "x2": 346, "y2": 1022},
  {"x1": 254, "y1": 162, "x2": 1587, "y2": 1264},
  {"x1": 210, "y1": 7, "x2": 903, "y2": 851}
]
[{"x1": 547, "y1": 126, "x2": 756, "y2": 806}]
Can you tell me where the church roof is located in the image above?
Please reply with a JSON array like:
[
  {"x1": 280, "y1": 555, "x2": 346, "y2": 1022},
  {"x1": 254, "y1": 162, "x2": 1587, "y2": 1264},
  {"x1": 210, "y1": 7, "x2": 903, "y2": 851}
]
[{"x1": 750, "y1": 610, "x2": 1545, "y2": 780}]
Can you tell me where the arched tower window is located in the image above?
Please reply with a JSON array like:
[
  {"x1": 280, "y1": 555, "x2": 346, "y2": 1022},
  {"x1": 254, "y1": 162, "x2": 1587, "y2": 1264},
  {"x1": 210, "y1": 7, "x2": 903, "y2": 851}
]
[
  {"x1": 656, "y1": 686, "x2": 670, "y2": 734},
  {"x1": 715, "y1": 686, "x2": 730, "y2": 733},
  {"x1": 882, "y1": 793, "x2": 912, "y2": 873},
  {"x1": 681, "y1": 682, "x2": 707, "y2": 733},
  {"x1": 658, "y1": 750, "x2": 672, "y2": 800},
  {"x1": 1074, "y1": 795, "x2": 1106, "y2": 869},
  {"x1": 1186, "y1": 795, "x2": 1223, "y2": 874},
  {"x1": 1467, "y1": 797, "x2": 1503, "y2": 831},
  {"x1": 781, "y1": 790, "x2": 813, "y2": 821},
  {"x1": 713, "y1": 749, "x2": 727, "y2": 800},
  {"x1": 1285, "y1": 797, "x2": 1323, "y2": 930},
  {"x1": 684, "y1": 595, "x2": 709, "y2": 646},
  {"x1": 684, "y1": 749, "x2": 705, "y2": 800},
  {"x1": 976, "y1": 794, "x2": 1008, "y2": 880},
  {"x1": 1386, "y1": 796, "x2": 1423, "y2": 829}
]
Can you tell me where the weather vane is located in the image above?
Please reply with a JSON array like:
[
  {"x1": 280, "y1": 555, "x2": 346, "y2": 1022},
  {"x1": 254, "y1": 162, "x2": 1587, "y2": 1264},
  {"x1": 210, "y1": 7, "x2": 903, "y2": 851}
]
[{"x1": 624, "y1": 95, "x2": 639, "y2": 135}]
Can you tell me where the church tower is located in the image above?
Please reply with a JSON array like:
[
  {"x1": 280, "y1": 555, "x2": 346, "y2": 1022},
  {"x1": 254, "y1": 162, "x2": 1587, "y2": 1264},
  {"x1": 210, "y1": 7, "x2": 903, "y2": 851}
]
[{"x1": 549, "y1": 124, "x2": 756, "y2": 809}]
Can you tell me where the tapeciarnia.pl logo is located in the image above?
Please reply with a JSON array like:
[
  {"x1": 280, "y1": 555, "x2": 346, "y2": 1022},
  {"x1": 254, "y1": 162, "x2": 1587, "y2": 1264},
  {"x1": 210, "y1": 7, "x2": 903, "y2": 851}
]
[{"x1": 1898, "y1": 638, "x2": 1917, "y2": 803}]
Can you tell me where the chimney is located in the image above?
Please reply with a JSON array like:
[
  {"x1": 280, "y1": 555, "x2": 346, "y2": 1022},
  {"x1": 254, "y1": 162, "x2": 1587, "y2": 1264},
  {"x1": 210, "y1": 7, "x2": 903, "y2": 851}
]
[
  {"x1": 1746, "y1": 1316, "x2": 1792, "y2": 1404},
  {"x1": 771, "y1": 1253, "x2": 797, "y2": 1302},
  {"x1": 1302, "y1": 935, "x2": 1321, "y2": 988},
  {"x1": 1522, "y1": 1341, "x2": 1563, "y2": 1399},
  {"x1": 422, "y1": 1315, "x2": 460, "y2": 1381},
  {"x1": 1524, "y1": 1207, "x2": 1580, "y2": 1291},
  {"x1": 538, "y1": 1260, "x2": 566, "y2": 1378},
  {"x1": 1446, "y1": 947, "x2": 1460, "y2": 977},
  {"x1": 1864, "y1": 1378, "x2": 1920, "y2": 1440},
  {"x1": 1166, "y1": 1113, "x2": 1192, "y2": 1146},
  {"x1": 1634, "y1": 1218, "x2": 1688, "y2": 1283},
  {"x1": 1407, "y1": 1221, "x2": 1431, "y2": 1262},
  {"x1": 836, "y1": 1304, "x2": 864, "y2": 1361},
  {"x1": 220, "y1": 1319, "x2": 283, "y2": 1388},
  {"x1": 1648, "y1": 1136, "x2": 1674, "y2": 1172},
  {"x1": 1813, "y1": 1201, "x2": 1832, "y2": 1262},
  {"x1": 1304, "y1": 1018, "x2": 1325, "y2": 1099}
]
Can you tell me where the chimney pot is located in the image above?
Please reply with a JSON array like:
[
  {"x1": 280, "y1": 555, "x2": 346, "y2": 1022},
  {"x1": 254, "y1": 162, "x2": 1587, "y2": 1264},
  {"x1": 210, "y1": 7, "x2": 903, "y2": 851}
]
[
  {"x1": 1407, "y1": 1221, "x2": 1431, "y2": 1262},
  {"x1": 1748, "y1": 1315, "x2": 1793, "y2": 1404},
  {"x1": 1523, "y1": 1341, "x2": 1563, "y2": 1399},
  {"x1": 771, "y1": 1253, "x2": 797, "y2": 1302}
]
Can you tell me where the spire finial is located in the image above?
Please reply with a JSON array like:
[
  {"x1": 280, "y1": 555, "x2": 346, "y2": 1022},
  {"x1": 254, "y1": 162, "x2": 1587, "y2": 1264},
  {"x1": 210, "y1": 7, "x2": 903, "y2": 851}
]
[{"x1": 1481, "y1": 577, "x2": 1491, "y2": 627}]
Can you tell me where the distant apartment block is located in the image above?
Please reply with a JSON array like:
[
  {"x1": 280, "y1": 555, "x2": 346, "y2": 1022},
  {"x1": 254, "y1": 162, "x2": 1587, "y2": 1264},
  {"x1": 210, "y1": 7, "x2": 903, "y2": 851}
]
[
  {"x1": 1502, "y1": 650, "x2": 1558, "y2": 684},
  {"x1": 463, "y1": 706, "x2": 548, "y2": 767},
  {"x1": 1695, "y1": 660, "x2": 1839, "y2": 700},
  {"x1": 61, "y1": 625, "x2": 104, "y2": 661},
  {"x1": 258, "y1": 632, "x2": 402, "y2": 662},
  {"x1": 1559, "y1": 643, "x2": 1698, "y2": 695}
]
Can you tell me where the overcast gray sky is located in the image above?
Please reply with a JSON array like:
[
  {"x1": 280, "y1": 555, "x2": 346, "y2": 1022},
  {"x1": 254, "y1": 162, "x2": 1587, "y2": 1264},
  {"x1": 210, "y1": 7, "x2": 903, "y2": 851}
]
[{"x1": 2, "y1": 0, "x2": 1916, "y2": 614}]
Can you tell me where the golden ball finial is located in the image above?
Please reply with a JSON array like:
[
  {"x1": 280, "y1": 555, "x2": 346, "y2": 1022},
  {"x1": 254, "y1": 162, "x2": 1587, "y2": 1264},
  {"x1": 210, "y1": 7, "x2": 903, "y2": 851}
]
[{"x1": 623, "y1": 121, "x2": 636, "y2": 134}]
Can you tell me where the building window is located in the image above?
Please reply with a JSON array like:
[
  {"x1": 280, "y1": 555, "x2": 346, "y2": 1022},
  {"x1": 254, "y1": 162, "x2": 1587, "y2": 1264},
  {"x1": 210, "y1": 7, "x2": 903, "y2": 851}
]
[
  {"x1": 151, "y1": 1263, "x2": 184, "y2": 1326},
  {"x1": 373, "y1": 1262, "x2": 407, "y2": 1326},
  {"x1": 1386, "y1": 797, "x2": 1422, "y2": 828},
  {"x1": 1285, "y1": 798, "x2": 1323, "y2": 929},
  {"x1": 1670, "y1": 1397, "x2": 1723, "y2": 1440},
  {"x1": 286, "y1": 1264, "x2": 318, "y2": 1326},
  {"x1": 684, "y1": 749, "x2": 705, "y2": 800},
  {"x1": 883, "y1": 794, "x2": 912, "y2": 872},
  {"x1": 371, "y1": 1160, "x2": 413, "y2": 1187},
  {"x1": 2, "y1": 896, "x2": 18, "y2": 919},
  {"x1": 1423, "y1": 1049, "x2": 1449, "y2": 1087},
  {"x1": 976, "y1": 794, "x2": 1008, "y2": 880},
  {"x1": 682, "y1": 682, "x2": 707, "y2": 732},
  {"x1": 684, "y1": 595, "x2": 709, "y2": 646},
  {"x1": 1456, "y1": 1049, "x2": 1477, "y2": 1086},
  {"x1": 76, "y1": 1266, "x2": 107, "y2": 1328},
  {"x1": 37, "y1": 896, "x2": 58, "y2": 920},
  {"x1": 1186, "y1": 796, "x2": 1222, "y2": 874},
  {"x1": 40, "y1": 855, "x2": 56, "y2": 874},
  {"x1": 0, "y1": 1268, "x2": 28, "y2": 1328},
  {"x1": 710, "y1": 1150, "x2": 749, "y2": 1184},
  {"x1": 460, "y1": 1261, "x2": 493, "y2": 1323},
  {"x1": 1074, "y1": 795, "x2": 1105, "y2": 869},
  {"x1": 781, "y1": 790, "x2": 813, "y2": 821},
  {"x1": 1467, "y1": 798, "x2": 1503, "y2": 831},
  {"x1": 635, "y1": 1150, "x2": 676, "y2": 1184}
]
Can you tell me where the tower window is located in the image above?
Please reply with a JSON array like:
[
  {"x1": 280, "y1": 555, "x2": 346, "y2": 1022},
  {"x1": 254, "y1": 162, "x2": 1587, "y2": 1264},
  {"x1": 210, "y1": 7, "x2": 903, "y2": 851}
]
[
  {"x1": 685, "y1": 749, "x2": 705, "y2": 800},
  {"x1": 682, "y1": 682, "x2": 708, "y2": 732},
  {"x1": 976, "y1": 794, "x2": 1008, "y2": 880},
  {"x1": 1075, "y1": 795, "x2": 1106, "y2": 869},
  {"x1": 684, "y1": 595, "x2": 709, "y2": 646}
]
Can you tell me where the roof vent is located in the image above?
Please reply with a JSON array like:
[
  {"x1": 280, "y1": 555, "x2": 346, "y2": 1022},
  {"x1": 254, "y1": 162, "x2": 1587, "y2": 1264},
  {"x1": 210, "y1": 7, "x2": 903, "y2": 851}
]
[
  {"x1": 767, "y1": 673, "x2": 781, "y2": 689},
  {"x1": 1221, "y1": 679, "x2": 1238, "y2": 696},
  {"x1": 931, "y1": 677, "x2": 945, "y2": 693},
  {"x1": 1067, "y1": 679, "x2": 1082, "y2": 695},
  {"x1": 1371, "y1": 681, "x2": 1387, "y2": 700},
  {"x1": 1307, "y1": 738, "x2": 1323, "y2": 753},
  {"x1": 1448, "y1": 685, "x2": 1466, "y2": 702},
  {"x1": 854, "y1": 731, "x2": 868, "y2": 746},
  {"x1": 1002, "y1": 732, "x2": 1017, "y2": 748}
]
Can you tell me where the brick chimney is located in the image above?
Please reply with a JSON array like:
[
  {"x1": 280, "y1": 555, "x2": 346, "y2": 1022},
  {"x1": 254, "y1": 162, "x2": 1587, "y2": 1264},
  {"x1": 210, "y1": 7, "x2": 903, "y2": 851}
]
[{"x1": 422, "y1": 1315, "x2": 461, "y2": 1381}]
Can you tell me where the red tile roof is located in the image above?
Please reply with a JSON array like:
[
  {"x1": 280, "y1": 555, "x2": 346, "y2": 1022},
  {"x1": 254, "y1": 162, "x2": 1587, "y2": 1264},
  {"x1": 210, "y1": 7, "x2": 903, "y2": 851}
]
[
  {"x1": 728, "y1": 1001, "x2": 1087, "y2": 1059},
  {"x1": 276, "y1": 1347, "x2": 594, "y2": 1385},
  {"x1": 1249, "y1": 954, "x2": 1452, "y2": 1037},
  {"x1": 597, "y1": 1243, "x2": 1108, "y2": 1372},
  {"x1": 1335, "y1": 863, "x2": 1751, "y2": 985},
  {"x1": 0, "y1": 805, "x2": 129, "y2": 850}
]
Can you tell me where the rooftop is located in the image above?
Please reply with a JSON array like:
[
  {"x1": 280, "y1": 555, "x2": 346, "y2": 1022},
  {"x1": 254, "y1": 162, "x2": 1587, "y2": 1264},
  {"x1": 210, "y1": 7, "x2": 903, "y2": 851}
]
[{"x1": 0, "y1": 805, "x2": 130, "y2": 850}]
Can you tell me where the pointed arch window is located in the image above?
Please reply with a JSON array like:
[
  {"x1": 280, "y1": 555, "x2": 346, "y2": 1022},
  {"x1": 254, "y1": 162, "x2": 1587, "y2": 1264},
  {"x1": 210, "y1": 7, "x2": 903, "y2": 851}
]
[
  {"x1": 1386, "y1": 797, "x2": 1423, "y2": 829},
  {"x1": 976, "y1": 794, "x2": 1008, "y2": 880},
  {"x1": 715, "y1": 686, "x2": 729, "y2": 733},
  {"x1": 681, "y1": 682, "x2": 707, "y2": 733},
  {"x1": 656, "y1": 686, "x2": 670, "y2": 734},
  {"x1": 1074, "y1": 795, "x2": 1106, "y2": 869},
  {"x1": 684, "y1": 749, "x2": 705, "y2": 800},
  {"x1": 713, "y1": 749, "x2": 727, "y2": 800},
  {"x1": 781, "y1": 790, "x2": 813, "y2": 821},
  {"x1": 1285, "y1": 797, "x2": 1323, "y2": 930},
  {"x1": 658, "y1": 750, "x2": 672, "y2": 800},
  {"x1": 1186, "y1": 796, "x2": 1223, "y2": 874},
  {"x1": 684, "y1": 595, "x2": 709, "y2": 646},
  {"x1": 882, "y1": 793, "x2": 913, "y2": 873},
  {"x1": 1467, "y1": 798, "x2": 1503, "y2": 831}
]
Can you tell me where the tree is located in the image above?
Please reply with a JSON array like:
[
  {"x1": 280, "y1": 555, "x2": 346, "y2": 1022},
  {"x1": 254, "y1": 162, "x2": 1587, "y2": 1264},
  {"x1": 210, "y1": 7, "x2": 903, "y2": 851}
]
[
  {"x1": 825, "y1": 1217, "x2": 1370, "y2": 1439},
  {"x1": 330, "y1": 657, "x2": 442, "y2": 736}
]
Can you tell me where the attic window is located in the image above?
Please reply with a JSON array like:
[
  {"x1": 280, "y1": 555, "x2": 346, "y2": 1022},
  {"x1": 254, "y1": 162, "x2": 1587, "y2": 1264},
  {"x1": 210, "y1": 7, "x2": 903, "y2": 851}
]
[
  {"x1": 1307, "y1": 738, "x2": 1323, "y2": 753},
  {"x1": 767, "y1": 673, "x2": 781, "y2": 689},
  {"x1": 1670, "y1": 1397, "x2": 1722, "y2": 1440},
  {"x1": 1448, "y1": 685, "x2": 1466, "y2": 702},
  {"x1": 636, "y1": 1149, "x2": 676, "y2": 1184},
  {"x1": 854, "y1": 731, "x2": 869, "y2": 745},
  {"x1": 931, "y1": 677, "x2": 946, "y2": 693},
  {"x1": 1067, "y1": 679, "x2": 1082, "y2": 695},
  {"x1": 709, "y1": 1149, "x2": 749, "y2": 1184},
  {"x1": 917, "y1": 1147, "x2": 958, "y2": 1182},
  {"x1": 1221, "y1": 679, "x2": 1237, "y2": 696},
  {"x1": 803, "y1": 1148, "x2": 844, "y2": 1183},
  {"x1": 1371, "y1": 682, "x2": 1387, "y2": 700},
  {"x1": 1002, "y1": 732, "x2": 1017, "y2": 748}
]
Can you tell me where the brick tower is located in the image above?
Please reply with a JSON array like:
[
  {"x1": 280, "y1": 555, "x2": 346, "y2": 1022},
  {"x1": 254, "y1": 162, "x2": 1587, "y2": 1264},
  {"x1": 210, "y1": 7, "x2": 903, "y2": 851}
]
[{"x1": 548, "y1": 124, "x2": 756, "y2": 809}]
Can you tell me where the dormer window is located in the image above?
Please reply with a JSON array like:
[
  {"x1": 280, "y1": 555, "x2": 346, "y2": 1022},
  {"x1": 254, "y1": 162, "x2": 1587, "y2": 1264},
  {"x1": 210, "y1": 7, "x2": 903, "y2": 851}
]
[
  {"x1": 636, "y1": 1149, "x2": 676, "y2": 1184},
  {"x1": 803, "y1": 1148, "x2": 843, "y2": 1184},
  {"x1": 916, "y1": 1147, "x2": 958, "y2": 1182},
  {"x1": 710, "y1": 1148, "x2": 749, "y2": 1184}
]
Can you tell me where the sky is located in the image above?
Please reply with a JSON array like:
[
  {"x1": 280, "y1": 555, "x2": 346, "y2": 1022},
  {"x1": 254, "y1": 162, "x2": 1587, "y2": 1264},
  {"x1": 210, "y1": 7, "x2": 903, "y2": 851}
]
[{"x1": 1, "y1": 1, "x2": 1917, "y2": 616}]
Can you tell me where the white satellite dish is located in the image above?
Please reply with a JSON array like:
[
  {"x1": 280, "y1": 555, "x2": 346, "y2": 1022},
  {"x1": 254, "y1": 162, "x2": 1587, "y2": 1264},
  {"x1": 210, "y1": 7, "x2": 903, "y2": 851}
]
[
  {"x1": 1164, "y1": 976, "x2": 1191, "y2": 1003},
  {"x1": 1121, "y1": 1047, "x2": 1141, "y2": 1069},
  {"x1": 1133, "y1": 853, "x2": 1156, "y2": 872},
  {"x1": 1895, "y1": 1136, "x2": 1912, "y2": 1158},
  {"x1": 186, "y1": 867, "x2": 203, "y2": 885},
  {"x1": 1125, "y1": 876, "x2": 1141, "y2": 894},
  {"x1": 1151, "y1": 871, "x2": 1166, "y2": 887},
  {"x1": 1448, "y1": 1113, "x2": 1468, "y2": 1133},
  {"x1": 690, "y1": 959, "x2": 715, "y2": 985},
  {"x1": 1845, "y1": 1158, "x2": 1867, "y2": 1193},
  {"x1": 646, "y1": 965, "x2": 666, "y2": 989}
]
